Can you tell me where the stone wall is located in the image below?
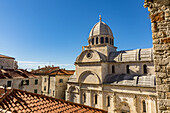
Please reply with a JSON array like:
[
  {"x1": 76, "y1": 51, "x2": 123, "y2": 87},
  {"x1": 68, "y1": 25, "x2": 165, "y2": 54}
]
[{"x1": 144, "y1": 0, "x2": 170, "y2": 112}]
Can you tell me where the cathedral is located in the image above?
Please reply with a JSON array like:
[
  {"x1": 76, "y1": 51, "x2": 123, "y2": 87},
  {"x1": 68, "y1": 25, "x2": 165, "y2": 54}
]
[{"x1": 66, "y1": 16, "x2": 157, "y2": 113}]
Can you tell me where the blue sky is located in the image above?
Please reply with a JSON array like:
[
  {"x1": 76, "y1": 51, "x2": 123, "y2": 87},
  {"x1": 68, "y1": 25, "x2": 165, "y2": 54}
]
[{"x1": 0, "y1": 0, "x2": 152, "y2": 70}]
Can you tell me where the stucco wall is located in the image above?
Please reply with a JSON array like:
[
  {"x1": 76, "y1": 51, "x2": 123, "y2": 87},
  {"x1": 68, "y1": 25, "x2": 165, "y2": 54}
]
[{"x1": 0, "y1": 77, "x2": 42, "y2": 94}]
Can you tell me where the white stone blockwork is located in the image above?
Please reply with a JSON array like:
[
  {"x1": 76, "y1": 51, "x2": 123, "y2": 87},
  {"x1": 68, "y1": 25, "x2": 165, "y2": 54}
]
[{"x1": 66, "y1": 17, "x2": 157, "y2": 113}]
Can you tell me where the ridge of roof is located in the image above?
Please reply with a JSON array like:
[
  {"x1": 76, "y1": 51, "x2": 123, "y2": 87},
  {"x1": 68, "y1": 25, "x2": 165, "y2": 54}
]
[
  {"x1": 0, "y1": 55, "x2": 15, "y2": 59},
  {"x1": 0, "y1": 69, "x2": 38, "y2": 79}
]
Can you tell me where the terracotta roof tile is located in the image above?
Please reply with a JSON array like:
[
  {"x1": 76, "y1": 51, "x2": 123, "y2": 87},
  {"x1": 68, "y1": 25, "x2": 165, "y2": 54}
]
[
  {"x1": 32, "y1": 66, "x2": 75, "y2": 75},
  {"x1": 0, "y1": 69, "x2": 38, "y2": 79},
  {"x1": 0, "y1": 55, "x2": 15, "y2": 59},
  {"x1": 0, "y1": 88, "x2": 107, "y2": 113}
]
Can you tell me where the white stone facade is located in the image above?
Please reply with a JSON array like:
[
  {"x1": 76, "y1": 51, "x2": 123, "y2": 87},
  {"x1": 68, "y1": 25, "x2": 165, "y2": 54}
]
[{"x1": 66, "y1": 18, "x2": 157, "y2": 113}]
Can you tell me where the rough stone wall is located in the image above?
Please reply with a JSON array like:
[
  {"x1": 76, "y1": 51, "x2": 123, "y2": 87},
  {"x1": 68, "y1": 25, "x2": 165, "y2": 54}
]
[{"x1": 144, "y1": 0, "x2": 170, "y2": 112}]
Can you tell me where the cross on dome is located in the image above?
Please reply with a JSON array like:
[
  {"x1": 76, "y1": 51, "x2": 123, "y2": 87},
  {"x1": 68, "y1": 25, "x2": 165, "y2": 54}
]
[{"x1": 99, "y1": 15, "x2": 102, "y2": 22}]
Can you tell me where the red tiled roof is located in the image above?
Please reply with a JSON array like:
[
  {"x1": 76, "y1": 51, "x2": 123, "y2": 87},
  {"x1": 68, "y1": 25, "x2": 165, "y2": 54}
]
[
  {"x1": 32, "y1": 66, "x2": 75, "y2": 75},
  {"x1": 0, "y1": 88, "x2": 12, "y2": 98},
  {"x1": 51, "y1": 69, "x2": 75, "y2": 75},
  {"x1": 0, "y1": 88, "x2": 107, "y2": 113},
  {"x1": 0, "y1": 55, "x2": 15, "y2": 59},
  {"x1": 0, "y1": 69, "x2": 38, "y2": 79}
]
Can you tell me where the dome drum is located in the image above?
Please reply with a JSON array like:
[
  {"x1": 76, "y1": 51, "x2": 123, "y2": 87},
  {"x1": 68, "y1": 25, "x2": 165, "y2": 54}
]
[{"x1": 88, "y1": 35, "x2": 114, "y2": 46}]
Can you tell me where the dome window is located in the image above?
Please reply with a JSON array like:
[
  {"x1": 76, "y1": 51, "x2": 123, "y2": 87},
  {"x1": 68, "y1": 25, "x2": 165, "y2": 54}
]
[
  {"x1": 143, "y1": 64, "x2": 147, "y2": 74},
  {"x1": 92, "y1": 38, "x2": 94, "y2": 45},
  {"x1": 105, "y1": 37, "x2": 108, "y2": 43},
  {"x1": 126, "y1": 65, "x2": 130, "y2": 74},
  {"x1": 96, "y1": 37, "x2": 98, "y2": 44},
  {"x1": 112, "y1": 65, "x2": 115, "y2": 73},
  {"x1": 101, "y1": 37, "x2": 104, "y2": 44},
  {"x1": 111, "y1": 39, "x2": 113, "y2": 45},
  {"x1": 110, "y1": 38, "x2": 112, "y2": 45}
]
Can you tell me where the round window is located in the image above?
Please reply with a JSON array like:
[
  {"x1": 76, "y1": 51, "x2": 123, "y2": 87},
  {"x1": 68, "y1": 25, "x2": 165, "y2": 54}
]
[{"x1": 87, "y1": 53, "x2": 92, "y2": 58}]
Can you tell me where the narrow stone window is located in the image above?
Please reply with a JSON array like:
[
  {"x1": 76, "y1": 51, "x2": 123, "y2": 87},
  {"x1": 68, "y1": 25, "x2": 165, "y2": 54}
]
[
  {"x1": 111, "y1": 39, "x2": 113, "y2": 45},
  {"x1": 7, "y1": 81, "x2": 12, "y2": 87},
  {"x1": 92, "y1": 38, "x2": 94, "y2": 45},
  {"x1": 101, "y1": 37, "x2": 104, "y2": 44},
  {"x1": 107, "y1": 96, "x2": 110, "y2": 107},
  {"x1": 110, "y1": 38, "x2": 112, "y2": 45},
  {"x1": 112, "y1": 65, "x2": 115, "y2": 73},
  {"x1": 142, "y1": 100, "x2": 146, "y2": 112},
  {"x1": 59, "y1": 79, "x2": 63, "y2": 83},
  {"x1": 96, "y1": 37, "x2": 98, "y2": 44},
  {"x1": 105, "y1": 37, "x2": 108, "y2": 43},
  {"x1": 83, "y1": 93, "x2": 86, "y2": 103},
  {"x1": 35, "y1": 79, "x2": 38, "y2": 85},
  {"x1": 53, "y1": 90, "x2": 55, "y2": 96},
  {"x1": 34, "y1": 89, "x2": 37, "y2": 94},
  {"x1": 127, "y1": 65, "x2": 130, "y2": 74},
  {"x1": 143, "y1": 64, "x2": 147, "y2": 74},
  {"x1": 94, "y1": 94, "x2": 97, "y2": 104},
  {"x1": 44, "y1": 86, "x2": 46, "y2": 91},
  {"x1": 44, "y1": 78, "x2": 47, "y2": 82}
]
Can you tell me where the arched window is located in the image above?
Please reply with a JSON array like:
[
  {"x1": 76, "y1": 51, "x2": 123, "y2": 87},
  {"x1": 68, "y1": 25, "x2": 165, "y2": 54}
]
[
  {"x1": 111, "y1": 39, "x2": 113, "y2": 45},
  {"x1": 94, "y1": 94, "x2": 97, "y2": 104},
  {"x1": 100, "y1": 37, "x2": 104, "y2": 44},
  {"x1": 127, "y1": 65, "x2": 130, "y2": 74},
  {"x1": 142, "y1": 100, "x2": 146, "y2": 112},
  {"x1": 143, "y1": 64, "x2": 147, "y2": 74},
  {"x1": 110, "y1": 38, "x2": 112, "y2": 45},
  {"x1": 107, "y1": 96, "x2": 110, "y2": 107},
  {"x1": 92, "y1": 38, "x2": 94, "y2": 45},
  {"x1": 96, "y1": 37, "x2": 98, "y2": 44},
  {"x1": 112, "y1": 65, "x2": 115, "y2": 73},
  {"x1": 105, "y1": 37, "x2": 108, "y2": 43},
  {"x1": 83, "y1": 93, "x2": 86, "y2": 103}
]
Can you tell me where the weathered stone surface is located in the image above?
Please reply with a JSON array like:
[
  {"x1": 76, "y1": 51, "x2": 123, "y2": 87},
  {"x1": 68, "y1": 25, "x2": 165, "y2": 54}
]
[
  {"x1": 144, "y1": 0, "x2": 170, "y2": 112},
  {"x1": 161, "y1": 37, "x2": 170, "y2": 43},
  {"x1": 150, "y1": 12, "x2": 164, "y2": 23},
  {"x1": 157, "y1": 72, "x2": 167, "y2": 78},
  {"x1": 157, "y1": 84, "x2": 169, "y2": 92},
  {"x1": 158, "y1": 92, "x2": 165, "y2": 99},
  {"x1": 166, "y1": 92, "x2": 170, "y2": 99}
]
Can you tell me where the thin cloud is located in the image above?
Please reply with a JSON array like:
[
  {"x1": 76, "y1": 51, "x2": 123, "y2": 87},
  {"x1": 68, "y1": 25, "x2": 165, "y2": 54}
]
[{"x1": 18, "y1": 61, "x2": 75, "y2": 71}]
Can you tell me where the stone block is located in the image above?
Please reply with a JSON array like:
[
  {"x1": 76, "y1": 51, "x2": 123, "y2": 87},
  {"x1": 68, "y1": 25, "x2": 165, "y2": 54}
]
[
  {"x1": 157, "y1": 72, "x2": 167, "y2": 78},
  {"x1": 166, "y1": 92, "x2": 170, "y2": 99},
  {"x1": 151, "y1": 12, "x2": 164, "y2": 23},
  {"x1": 161, "y1": 37, "x2": 170, "y2": 44},
  {"x1": 158, "y1": 92, "x2": 165, "y2": 99},
  {"x1": 157, "y1": 84, "x2": 169, "y2": 92},
  {"x1": 156, "y1": 77, "x2": 162, "y2": 84}
]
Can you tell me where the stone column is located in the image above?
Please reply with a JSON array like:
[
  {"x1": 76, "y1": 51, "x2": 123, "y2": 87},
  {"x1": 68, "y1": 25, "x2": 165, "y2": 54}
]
[{"x1": 144, "y1": 0, "x2": 170, "y2": 112}]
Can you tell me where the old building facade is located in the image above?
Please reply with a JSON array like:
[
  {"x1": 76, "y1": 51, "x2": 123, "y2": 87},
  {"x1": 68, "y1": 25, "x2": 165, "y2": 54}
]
[
  {"x1": 66, "y1": 17, "x2": 157, "y2": 113},
  {"x1": 0, "y1": 54, "x2": 18, "y2": 69},
  {"x1": 0, "y1": 55, "x2": 42, "y2": 94},
  {"x1": 0, "y1": 69, "x2": 42, "y2": 94},
  {"x1": 32, "y1": 66, "x2": 74, "y2": 99}
]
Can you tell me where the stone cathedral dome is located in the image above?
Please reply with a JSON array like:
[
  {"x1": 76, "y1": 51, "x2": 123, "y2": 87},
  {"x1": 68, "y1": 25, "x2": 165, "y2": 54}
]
[
  {"x1": 88, "y1": 15, "x2": 114, "y2": 46},
  {"x1": 89, "y1": 16, "x2": 113, "y2": 37}
]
